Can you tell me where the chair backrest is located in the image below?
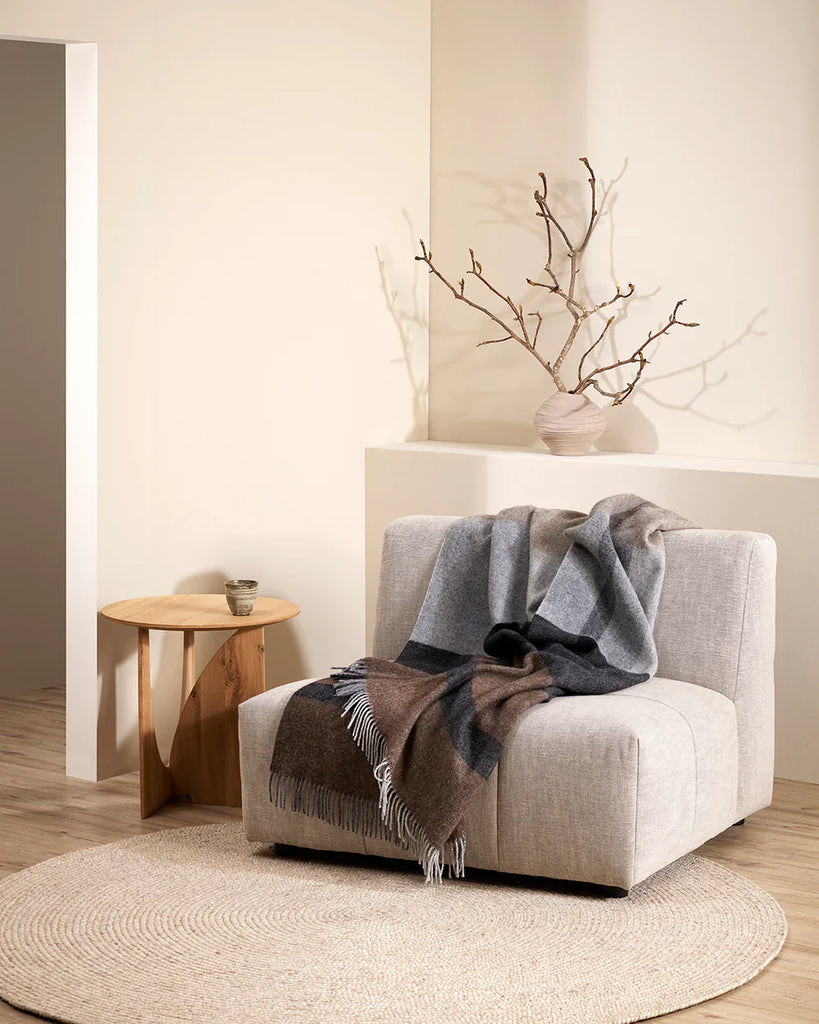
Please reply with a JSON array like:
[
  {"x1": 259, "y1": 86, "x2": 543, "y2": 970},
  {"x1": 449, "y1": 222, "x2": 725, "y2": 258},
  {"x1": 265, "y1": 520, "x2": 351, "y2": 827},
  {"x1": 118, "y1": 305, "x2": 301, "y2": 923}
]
[
  {"x1": 372, "y1": 515, "x2": 776, "y2": 702},
  {"x1": 371, "y1": 514, "x2": 777, "y2": 821}
]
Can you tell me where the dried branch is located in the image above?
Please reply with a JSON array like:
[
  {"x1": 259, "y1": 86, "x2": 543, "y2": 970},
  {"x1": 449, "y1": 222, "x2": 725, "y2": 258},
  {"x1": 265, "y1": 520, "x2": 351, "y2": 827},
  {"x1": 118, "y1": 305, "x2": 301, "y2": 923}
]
[
  {"x1": 530, "y1": 171, "x2": 583, "y2": 318},
  {"x1": 576, "y1": 315, "x2": 616, "y2": 385},
  {"x1": 527, "y1": 311, "x2": 543, "y2": 347},
  {"x1": 576, "y1": 157, "x2": 599, "y2": 256},
  {"x1": 533, "y1": 171, "x2": 574, "y2": 254},
  {"x1": 574, "y1": 300, "x2": 700, "y2": 404},
  {"x1": 591, "y1": 282, "x2": 635, "y2": 315},
  {"x1": 416, "y1": 158, "x2": 699, "y2": 404},
  {"x1": 467, "y1": 249, "x2": 531, "y2": 345},
  {"x1": 415, "y1": 240, "x2": 563, "y2": 388}
]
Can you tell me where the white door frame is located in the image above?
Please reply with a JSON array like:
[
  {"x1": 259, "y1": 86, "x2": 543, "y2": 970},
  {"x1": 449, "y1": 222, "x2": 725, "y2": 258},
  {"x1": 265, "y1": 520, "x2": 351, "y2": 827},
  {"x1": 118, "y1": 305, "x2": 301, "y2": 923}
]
[{"x1": 64, "y1": 42, "x2": 98, "y2": 780}]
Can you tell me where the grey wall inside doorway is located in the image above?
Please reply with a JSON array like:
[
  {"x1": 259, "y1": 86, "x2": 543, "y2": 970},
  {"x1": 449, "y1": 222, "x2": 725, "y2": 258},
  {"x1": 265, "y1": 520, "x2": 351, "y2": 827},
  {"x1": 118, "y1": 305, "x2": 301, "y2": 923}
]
[{"x1": 0, "y1": 40, "x2": 66, "y2": 695}]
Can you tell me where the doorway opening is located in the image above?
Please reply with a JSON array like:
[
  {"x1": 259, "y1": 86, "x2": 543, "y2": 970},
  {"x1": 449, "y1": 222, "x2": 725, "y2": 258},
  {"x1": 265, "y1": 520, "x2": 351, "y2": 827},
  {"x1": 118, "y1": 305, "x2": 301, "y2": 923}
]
[{"x1": 0, "y1": 37, "x2": 97, "y2": 780}]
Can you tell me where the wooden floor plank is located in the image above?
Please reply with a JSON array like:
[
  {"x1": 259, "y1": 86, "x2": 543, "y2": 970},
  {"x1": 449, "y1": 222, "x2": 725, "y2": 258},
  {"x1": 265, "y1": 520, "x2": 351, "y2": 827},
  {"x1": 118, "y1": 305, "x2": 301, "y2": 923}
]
[{"x1": 0, "y1": 686, "x2": 817, "y2": 1022}]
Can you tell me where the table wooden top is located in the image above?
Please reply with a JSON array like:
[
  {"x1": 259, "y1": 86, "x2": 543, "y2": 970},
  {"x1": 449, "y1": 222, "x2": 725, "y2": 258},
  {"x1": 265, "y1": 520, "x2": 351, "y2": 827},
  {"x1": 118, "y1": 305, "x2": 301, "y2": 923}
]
[{"x1": 100, "y1": 594, "x2": 300, "y2": 631}]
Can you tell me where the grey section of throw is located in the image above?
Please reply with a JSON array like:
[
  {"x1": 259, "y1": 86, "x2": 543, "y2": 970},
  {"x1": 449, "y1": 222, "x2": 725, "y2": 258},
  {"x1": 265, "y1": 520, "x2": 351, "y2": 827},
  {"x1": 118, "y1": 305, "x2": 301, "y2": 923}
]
[
  {"x1": 536, "y1": 496, "x2": 695, "y2": 676},
  {"x1": 409, "y1": 496, "x2": 694, "y2": 675},
  {"x1": 410, "y1": 515, "x2": 496, "y2": 657},
  {"x1": 409, "y1": 510, "x2": 575, "y2": 655}
]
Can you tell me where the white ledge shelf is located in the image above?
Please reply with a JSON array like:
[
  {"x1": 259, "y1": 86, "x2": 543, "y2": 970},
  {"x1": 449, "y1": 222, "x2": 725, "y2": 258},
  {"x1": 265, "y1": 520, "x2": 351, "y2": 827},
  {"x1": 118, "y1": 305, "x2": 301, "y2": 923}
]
[{"x1": 368, "y1": 441, "x2": 819, "y2": 480}]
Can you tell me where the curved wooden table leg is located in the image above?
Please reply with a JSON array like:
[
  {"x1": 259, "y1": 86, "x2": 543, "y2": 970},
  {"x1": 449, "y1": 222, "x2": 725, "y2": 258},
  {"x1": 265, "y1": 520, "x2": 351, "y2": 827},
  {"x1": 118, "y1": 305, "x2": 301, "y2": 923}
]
[
  {"x1": 169, "y1": 626, "x2": 265, "y2": 807},
  {"x1": 137, "y1": 628, "x2": 173, "y2": 819}
]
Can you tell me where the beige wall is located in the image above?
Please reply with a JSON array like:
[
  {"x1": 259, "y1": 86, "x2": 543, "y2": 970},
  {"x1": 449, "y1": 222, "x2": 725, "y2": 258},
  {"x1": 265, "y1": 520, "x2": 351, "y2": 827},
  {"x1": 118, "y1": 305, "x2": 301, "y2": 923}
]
[
  {"x1": 429, "y1": 0, "x2": 819, "y2": 463},
  {"x1": 6, "y1": 0, "x2": 812, "y2": 782},
  {"x1": 0, "y1": 40, "x2": 66, "y2": 697},
  {"x1": 0, "y1": 1, "x2": 430, "y2": 777}
]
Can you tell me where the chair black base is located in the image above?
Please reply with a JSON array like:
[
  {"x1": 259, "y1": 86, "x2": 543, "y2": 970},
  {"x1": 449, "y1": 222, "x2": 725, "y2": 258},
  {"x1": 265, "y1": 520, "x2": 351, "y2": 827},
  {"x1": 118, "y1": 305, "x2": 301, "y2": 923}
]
[{"x1": 597, "y1": 884, "x2": 630, "y2": 899}]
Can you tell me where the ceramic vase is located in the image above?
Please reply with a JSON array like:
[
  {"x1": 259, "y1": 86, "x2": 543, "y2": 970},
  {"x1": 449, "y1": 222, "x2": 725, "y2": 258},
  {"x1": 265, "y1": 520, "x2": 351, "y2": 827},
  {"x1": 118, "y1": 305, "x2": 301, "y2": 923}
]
[{"x1": 533, "y1": 391, "x2": 605, "y2": 456}]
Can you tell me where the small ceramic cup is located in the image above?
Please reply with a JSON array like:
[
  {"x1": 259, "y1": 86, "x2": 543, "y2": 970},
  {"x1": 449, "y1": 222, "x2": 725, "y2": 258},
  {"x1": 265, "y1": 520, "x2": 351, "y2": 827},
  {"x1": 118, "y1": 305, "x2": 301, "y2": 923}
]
[{"x1": 224, "y1": 579, "x2": 258, "y2": 616}]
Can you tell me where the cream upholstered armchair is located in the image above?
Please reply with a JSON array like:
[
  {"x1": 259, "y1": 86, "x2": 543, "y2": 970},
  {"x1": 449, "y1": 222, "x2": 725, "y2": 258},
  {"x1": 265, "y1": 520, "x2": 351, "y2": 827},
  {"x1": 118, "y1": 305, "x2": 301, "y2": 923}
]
[{"x1": 239, "y1": 516, "x2": 776, "y2": 895}]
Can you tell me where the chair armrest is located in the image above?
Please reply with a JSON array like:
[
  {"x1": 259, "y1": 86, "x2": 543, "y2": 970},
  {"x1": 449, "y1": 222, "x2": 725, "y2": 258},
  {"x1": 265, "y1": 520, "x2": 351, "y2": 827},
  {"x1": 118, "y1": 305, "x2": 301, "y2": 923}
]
[{"x1": 655, "y1": 530, "x2": 776, "y2": 817}]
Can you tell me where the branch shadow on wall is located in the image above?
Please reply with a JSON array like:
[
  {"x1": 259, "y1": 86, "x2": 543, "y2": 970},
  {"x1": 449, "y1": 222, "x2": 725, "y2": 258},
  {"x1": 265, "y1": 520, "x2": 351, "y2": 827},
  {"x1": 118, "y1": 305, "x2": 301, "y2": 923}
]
[
  {"x1": 458, "y1": 163, "x2": 628, "y2": 307},
  {"x1": 640, "y1": 312, "x2": 778, "y2": 428},
  {"x1": 375, "y1": 209, "x2": 428, "y2": 441},
  {"x1": 586, "y1": 182, "x2": 777, "y2": 452},
  {"x1": 401, "y1": 161, "x2": 778, "y2": 451},
  {"x1": 595, "y1": 310, "x2": 778, "y2": 453},
  {"x1": 457, "y1": 167, "x2": 608, "y2": 246}
]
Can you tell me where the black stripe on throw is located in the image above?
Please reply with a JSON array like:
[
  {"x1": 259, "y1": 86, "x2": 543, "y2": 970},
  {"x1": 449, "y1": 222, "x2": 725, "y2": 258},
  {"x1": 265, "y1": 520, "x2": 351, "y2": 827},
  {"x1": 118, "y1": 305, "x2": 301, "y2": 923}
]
[
  {"x1": 295, "y1": 680, "x2": 349, "y2": 709},
  {"x1": 528, "y1": 614, "x2": 649, "y2": 695},
  {"x1": 439, "y1": 662, "x2": 503, "y2": 779},
  {"x1": 397, "y1": 640, "x2": 473, "y2": 675}
]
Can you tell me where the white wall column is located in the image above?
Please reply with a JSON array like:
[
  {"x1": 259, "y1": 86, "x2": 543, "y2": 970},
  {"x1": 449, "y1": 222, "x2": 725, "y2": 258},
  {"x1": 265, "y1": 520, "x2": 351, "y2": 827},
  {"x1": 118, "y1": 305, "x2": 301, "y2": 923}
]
[{"x1": 64, "y1": 42, "x2": 98, "y2": 780}]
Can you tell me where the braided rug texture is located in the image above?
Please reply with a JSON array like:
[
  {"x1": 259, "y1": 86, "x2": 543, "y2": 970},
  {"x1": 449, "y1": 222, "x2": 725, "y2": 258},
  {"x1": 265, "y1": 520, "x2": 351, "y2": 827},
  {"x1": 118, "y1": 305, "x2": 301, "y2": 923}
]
[{"x1": 0, "y1": 823, "x2": 785, "y2": 1024}]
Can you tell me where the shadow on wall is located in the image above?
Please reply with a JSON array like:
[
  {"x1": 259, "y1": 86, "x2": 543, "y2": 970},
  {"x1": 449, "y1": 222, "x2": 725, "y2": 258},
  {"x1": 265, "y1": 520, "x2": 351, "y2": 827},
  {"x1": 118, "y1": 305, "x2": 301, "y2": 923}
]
[
  {"x1": 150, "y1": 571, "x2": 230, "y2": 762},
  {"x1": 639, "y1": 313, "x2": 778, "y2": 429},
  {"x1": 96, "y1": 616, "x2": 139, "y2": 778},
  {"x1": 96, "y1": 570, "x2": 307, "y2": 779},
  {"x1": 597, "y1": 312, "x2": 779, "y2": 453},
  {"x1": 446, "y1": 166, "x2": 606, "y2": 347},
  {"x1": 462, "y1": 164, "x2": 623, "y2": 244},
  {"x1": 156, "y1": 572, "x2": 308, "y2": 759},
  {"x1": 375, "y1": 209, "x2": 428, "y2": 441},
  {"x1": 181, "y1": 573, "x2": 308, "y2": 688},
  {"x1": 429, "y1": 164, "x2": 779, "y2": 453},
  {"x1": 427, "y1": 0, "x2": 590, "y2": 445},
  {"x1": 592, "y1": 190, "x2": 778, "y2": 452}
]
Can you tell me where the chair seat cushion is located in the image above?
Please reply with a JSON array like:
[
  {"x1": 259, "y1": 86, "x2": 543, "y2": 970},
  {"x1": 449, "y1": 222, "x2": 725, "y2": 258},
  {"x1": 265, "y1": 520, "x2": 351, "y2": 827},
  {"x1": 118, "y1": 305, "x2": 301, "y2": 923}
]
[
  {"x1": 239, "y1": 677, "x2": 738, "y2": 889},
  {"x1": 496, "y1": 677, "x2": 738, "y2": 887}
]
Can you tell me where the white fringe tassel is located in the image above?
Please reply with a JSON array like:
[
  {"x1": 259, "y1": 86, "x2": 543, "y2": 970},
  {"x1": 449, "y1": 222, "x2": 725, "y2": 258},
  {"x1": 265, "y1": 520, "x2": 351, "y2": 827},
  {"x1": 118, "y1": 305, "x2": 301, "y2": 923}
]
[{"x1": 333, "y1": 672, "x2": 466, "y2": 884}]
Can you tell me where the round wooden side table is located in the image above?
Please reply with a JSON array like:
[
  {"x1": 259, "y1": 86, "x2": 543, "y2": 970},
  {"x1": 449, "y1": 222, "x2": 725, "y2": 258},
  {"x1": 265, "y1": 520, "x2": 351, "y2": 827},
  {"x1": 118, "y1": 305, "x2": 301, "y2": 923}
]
[{"x1": 100, "y1": 594, "x2": 300, "y2": 818}]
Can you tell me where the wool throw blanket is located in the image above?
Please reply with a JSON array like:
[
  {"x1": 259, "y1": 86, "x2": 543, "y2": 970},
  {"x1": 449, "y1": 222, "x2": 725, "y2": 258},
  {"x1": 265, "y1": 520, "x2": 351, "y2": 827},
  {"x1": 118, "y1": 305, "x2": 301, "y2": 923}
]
[{"x1": 269, "y1": 494, "x2": 696, "y2": 882}]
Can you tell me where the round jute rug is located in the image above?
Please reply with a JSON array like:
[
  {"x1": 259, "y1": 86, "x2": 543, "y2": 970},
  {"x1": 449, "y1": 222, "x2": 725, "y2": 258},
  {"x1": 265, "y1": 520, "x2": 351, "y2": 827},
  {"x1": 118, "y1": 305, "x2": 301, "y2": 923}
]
[{"x1": 0, "y1": 823, "x2": 785, "y2": 1024}]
